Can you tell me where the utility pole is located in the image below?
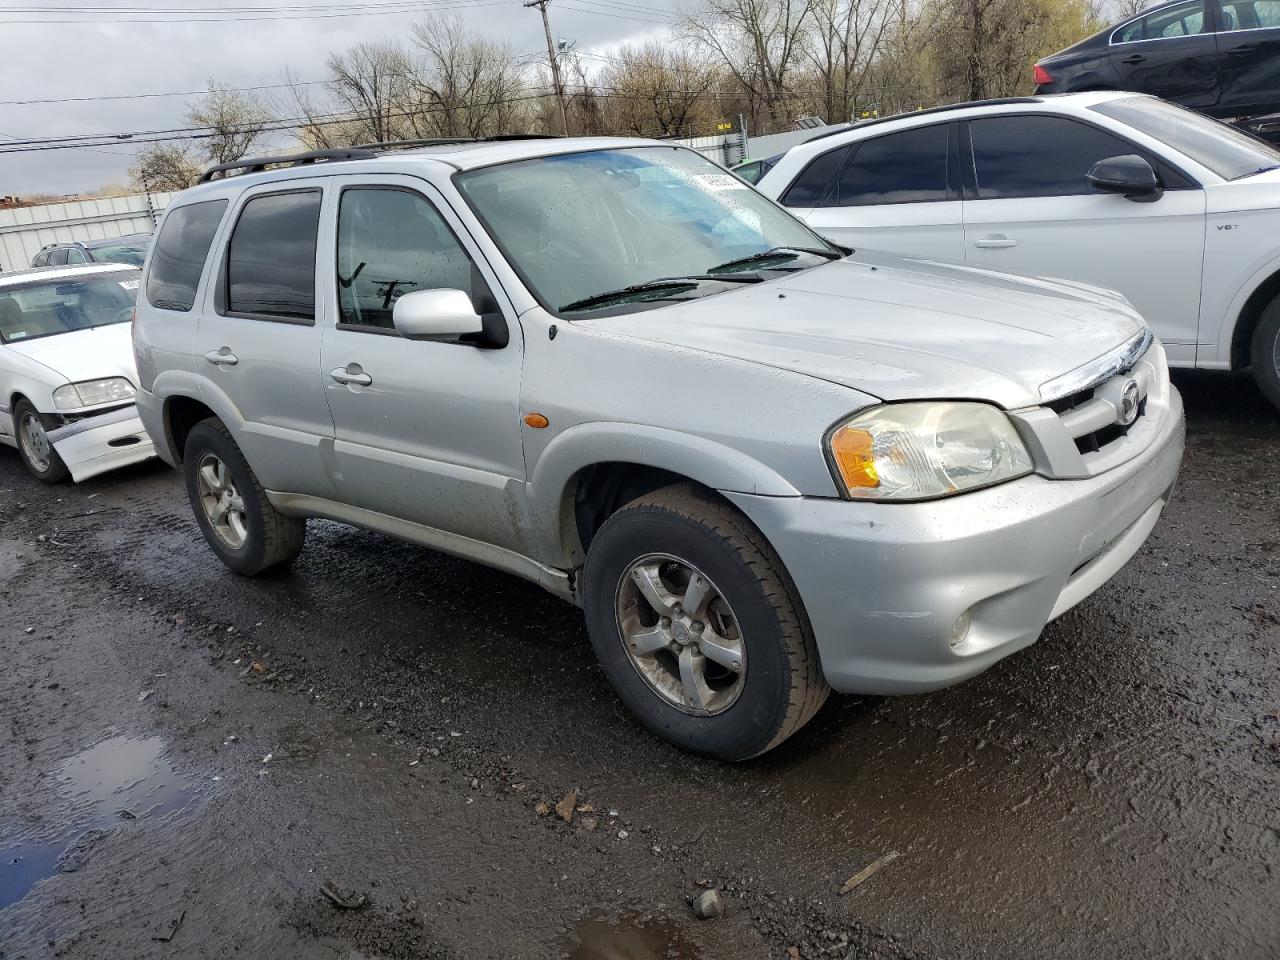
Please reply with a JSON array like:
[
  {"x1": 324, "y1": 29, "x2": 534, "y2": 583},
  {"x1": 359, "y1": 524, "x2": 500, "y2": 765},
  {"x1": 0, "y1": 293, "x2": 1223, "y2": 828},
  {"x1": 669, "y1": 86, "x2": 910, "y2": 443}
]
[{"x1": 524, "y1": 0, "x2": 570, "y2": 136}]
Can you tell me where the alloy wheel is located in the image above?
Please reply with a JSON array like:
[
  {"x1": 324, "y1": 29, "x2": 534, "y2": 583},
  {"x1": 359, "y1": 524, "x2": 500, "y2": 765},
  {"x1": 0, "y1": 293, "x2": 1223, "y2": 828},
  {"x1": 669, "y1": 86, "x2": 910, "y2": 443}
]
[{"x1": 195, "y1": 453, "x2": 248, "y2": 549}]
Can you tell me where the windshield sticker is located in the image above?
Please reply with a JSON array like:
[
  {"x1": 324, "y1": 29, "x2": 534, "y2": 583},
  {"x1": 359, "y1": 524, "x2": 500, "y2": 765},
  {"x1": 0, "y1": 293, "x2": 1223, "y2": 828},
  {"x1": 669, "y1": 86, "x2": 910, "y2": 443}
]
[
  {"x1": 696, "y1": 173, "x2": 748, "y2": 192},
  {"x1": 118, "y1": 279, "x2": 140, "y2": 290}
]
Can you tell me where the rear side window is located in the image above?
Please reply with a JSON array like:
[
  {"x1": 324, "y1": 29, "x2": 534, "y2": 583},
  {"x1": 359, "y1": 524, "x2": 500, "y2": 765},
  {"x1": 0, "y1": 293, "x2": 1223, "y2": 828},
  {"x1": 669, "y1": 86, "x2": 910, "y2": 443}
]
[
  {"x1": 225, "y1": 190, "x2": 321, "y2": 322},
  {"x1": 32, "y1": 252, "x2": 47, "y2": 267},
  {"x1": 970, "y1": 115, "x2": 1174, "y2": 199},
  {"x1": 147, "y1": 199, "x2": 228, "y2": 312},
  {"x1": 781, "y1": 146, "x2": 851, "y2": 206},
  {"x1": 47, "y1": 248, "x2": 68, "y2": 266},
  {"x1": 66, "y1": 247, "x2": 88, "y2": 264},
  {"x1": 1112, "y1": 0, "x2": 1205, "y2": 41},
  {"x1": 832, "y1": 125, "x2": 950, "y2": 206}
]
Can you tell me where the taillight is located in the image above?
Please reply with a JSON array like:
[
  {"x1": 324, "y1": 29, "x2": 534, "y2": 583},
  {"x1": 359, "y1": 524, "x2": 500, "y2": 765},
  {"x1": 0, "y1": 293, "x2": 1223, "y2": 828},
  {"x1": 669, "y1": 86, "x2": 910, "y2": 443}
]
[{"x1": 1033, "y1": 63, "x2": 1054, "y2": 86}]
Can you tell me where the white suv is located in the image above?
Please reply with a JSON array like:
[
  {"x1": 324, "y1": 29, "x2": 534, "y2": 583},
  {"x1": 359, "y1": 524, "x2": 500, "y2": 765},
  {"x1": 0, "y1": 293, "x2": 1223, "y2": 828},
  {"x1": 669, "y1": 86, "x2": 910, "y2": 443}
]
[
  {"x1": 755, "y1": 92, "x2": 1280, "y2": 408},
  {"x1": 133, "y1": 138, "x2": 1184, "y2": 759}
]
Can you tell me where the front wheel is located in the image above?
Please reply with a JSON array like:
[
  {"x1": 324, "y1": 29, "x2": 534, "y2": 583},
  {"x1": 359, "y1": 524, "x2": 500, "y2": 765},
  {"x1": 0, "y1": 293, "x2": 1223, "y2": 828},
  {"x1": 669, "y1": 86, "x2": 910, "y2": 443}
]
[
  {"x1": 582, "y1": 484, "x2": 829, "y2": 761},
  {"x1": 1251, "y1": 296, "x2": 1280, "y2": 411},
  {"x1": 13, "y1": 399, "x2": 69, "y2": 484},
  {"x1": 183, "y1": 418, "x2": 305, "y2": 575}
]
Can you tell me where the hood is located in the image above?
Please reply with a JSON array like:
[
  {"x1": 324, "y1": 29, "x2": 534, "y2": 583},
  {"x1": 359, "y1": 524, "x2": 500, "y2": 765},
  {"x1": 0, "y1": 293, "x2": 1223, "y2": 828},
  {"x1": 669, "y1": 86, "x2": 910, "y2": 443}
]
[
  {"x1": 6, "y1": 322, "x2": 140, "y2": 387},
  {"x1": 587, "y1": 252, "x2": 1145, "y2": 410}
]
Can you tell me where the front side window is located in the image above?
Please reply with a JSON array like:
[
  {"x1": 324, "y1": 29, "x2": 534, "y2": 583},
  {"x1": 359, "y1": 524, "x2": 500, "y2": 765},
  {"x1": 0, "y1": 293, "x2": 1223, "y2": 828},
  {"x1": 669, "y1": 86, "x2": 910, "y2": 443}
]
[
  {"x1": 458, "y1": 147, "x2": 838, "y2": 315},
  {"x1": 337, "y1": 188, "x2": 474, "y2": 330},
  {"x1": 1113, "y1": 0, "x2": 1205, "y2": 41},
  {"x1": 226, "y1": 190, "x2": 321, "y2": 321},
  {"x1": 831, "y1": 125, "x2": 950, "y2": 206},
  {"x1": 1090, "y1": 96, "x2": 1280, "y2": 179},
  {"x1": 1220, "y1": 0, "x2": 1280, "y2": 30},
  {"x1": 147, "y1": 199, "x2": 227, "y2": 312},
  {"x1": 971, "y1": 115, "x2": 1158, "y2": 199},
  {"x1": 0, "y1": 269, "x2": 139, "y2": 343},
  {"x1": 65, "y1": 247, "x2": 88, "y2": 264}
]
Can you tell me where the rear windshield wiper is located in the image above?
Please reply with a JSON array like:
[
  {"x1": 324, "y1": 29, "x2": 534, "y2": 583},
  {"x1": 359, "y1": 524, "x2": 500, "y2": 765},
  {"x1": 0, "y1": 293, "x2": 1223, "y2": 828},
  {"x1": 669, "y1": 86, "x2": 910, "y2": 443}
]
[
  {"x1": 559, "y1": 275, "x2": 759, "y2": 313},
  {"x1": 708, "y1": 245, "x2": 843, "y2": 274}
]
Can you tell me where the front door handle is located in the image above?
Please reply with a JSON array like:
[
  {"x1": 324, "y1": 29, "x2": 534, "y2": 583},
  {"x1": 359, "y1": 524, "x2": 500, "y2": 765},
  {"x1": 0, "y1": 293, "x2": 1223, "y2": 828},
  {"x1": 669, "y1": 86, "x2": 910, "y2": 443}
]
[
  {"x1": 1121, "y1": 54, "x2": 1146, "y2": 65},
  {"x1": 205, "y1": 349, "x2": 238, "y2": 366},
  {"x1": 1228, "y1": 43, "x2": 1255, "y2": 55},
  {"x1": 974, "y1": 235, "x2": 1019, "y2": 249},
  {"x1": 330, "y1": 365, "x2": 373, "y2": 387}
]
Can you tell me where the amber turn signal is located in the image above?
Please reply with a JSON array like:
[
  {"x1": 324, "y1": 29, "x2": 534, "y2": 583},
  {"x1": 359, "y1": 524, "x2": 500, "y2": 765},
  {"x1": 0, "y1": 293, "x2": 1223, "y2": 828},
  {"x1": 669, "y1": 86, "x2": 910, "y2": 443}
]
[
  {"x1": 828, "y1": 424, "x2": 879, "y2": 490},
  {"x1": 523, "y1": 413, "x2": 550, "y2": 429}
]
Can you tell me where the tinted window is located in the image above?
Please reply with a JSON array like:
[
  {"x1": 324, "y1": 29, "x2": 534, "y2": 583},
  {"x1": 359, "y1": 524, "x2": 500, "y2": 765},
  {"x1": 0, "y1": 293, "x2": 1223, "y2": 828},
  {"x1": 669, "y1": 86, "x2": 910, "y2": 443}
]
[
  {"x1": 147, "y1": 199, "x2": 227, "y2": 312},
  {"x1": 65, "y1": 246, "x2": 88, "y2": 264},
  {"x1": 32, "y1": 252, "x2": 47, "y2": 267},
  {"x1": 47, "y1": 248, "x2": 68, "y2": 266},
  {"x1": 1221, "y1": 0, "x2": 1280, "y2": 29},
  {"x1": 1113, "y1": 0, "x2": 1205, "y2": 41},
  {"x1": 337, "y1": 188, "x2": 475, "y2": 330},
  {"x1": 972, "y1": 115, "x2": 1157, "y2": 198},
  {"x1": 831, "y1": 125, "x2": 950, "y2": 206},
  {"x1": 226, "y1": 190, "x2": 321, "y2": 321},
  {"x1": 733, "y1": 160, "x2": 765, "y2": 184},
  {"x1": 781, "y1": 146, "x2": 850, "y2": 206}
]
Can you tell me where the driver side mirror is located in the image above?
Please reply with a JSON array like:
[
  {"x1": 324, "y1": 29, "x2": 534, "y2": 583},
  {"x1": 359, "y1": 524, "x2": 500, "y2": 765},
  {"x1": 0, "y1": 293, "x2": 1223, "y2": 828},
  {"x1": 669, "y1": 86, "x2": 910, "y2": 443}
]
[
  {"x1": 392, "y1": 289, "x2": 484, "y2": 341},
  {"x1": 1087, "y1": 154, "x2": 1163, "y2": 203}
]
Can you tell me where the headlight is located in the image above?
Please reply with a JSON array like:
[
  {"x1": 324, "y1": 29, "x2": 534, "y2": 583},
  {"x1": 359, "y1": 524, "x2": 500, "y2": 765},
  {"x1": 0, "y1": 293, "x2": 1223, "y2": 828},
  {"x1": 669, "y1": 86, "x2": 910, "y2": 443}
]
[
  {"x1": 51, "y1": 377, "x2": 136, "y2": 410},
  {"x1": 826, "y1": 402, "x2": 1034, "y2": 501}
]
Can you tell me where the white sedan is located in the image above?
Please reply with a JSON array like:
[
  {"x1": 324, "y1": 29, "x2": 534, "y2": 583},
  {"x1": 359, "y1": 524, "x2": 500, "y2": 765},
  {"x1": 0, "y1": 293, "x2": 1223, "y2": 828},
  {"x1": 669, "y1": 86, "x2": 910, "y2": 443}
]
[
  {"x1": 0, "y1": 264, "x2": 155, "y2": 482},
  {"x1": 755, "y1": 91, "x2": 1280, "y2": 409}
]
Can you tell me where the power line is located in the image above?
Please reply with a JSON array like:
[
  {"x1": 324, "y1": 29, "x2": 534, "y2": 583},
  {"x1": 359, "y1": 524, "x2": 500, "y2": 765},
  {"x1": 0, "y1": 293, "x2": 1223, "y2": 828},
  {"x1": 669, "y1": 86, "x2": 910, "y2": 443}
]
[{"x1": 0, "y1": 0, "x2": 523, "y2": 24}]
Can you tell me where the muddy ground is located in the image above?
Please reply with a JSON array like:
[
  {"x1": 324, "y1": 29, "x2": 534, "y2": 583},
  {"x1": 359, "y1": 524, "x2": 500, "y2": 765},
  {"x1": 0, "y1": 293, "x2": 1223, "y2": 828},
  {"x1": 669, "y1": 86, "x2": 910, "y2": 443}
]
[{"x1": 1, "y1": 369, "x2": 1277, "y2": 960}]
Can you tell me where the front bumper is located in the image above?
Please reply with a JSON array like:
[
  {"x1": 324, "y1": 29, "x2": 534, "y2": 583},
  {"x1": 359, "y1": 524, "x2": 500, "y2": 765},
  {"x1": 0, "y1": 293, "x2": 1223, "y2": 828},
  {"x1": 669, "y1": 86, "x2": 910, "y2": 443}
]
[
  {"x1": 46, "y1": 404, "x2": 156, "y2": 482},
  {"x1": 726, "y1": 387, "x2": 1185, "y2": 695}
]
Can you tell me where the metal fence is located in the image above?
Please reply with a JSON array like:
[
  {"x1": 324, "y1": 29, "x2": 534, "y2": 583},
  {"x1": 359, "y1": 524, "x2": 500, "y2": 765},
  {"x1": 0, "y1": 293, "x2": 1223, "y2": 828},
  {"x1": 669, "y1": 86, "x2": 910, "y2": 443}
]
[
  {"x1": 0, "y1": 191, "x2": 173, "y2": 273},
  {"x1": 672, "y1": 122, "x2": 844, "y2": 169}
]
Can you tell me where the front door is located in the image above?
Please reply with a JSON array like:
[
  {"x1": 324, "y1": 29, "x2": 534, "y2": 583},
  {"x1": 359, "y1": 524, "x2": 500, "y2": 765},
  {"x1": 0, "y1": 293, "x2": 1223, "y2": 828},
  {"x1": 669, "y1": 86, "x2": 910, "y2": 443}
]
[
  {"x1": 963, "y1": 115, "x2": 1206, "y2": 365},
  {"x1": 190, "y1": 182, "x2": 336, "y2": 497},
  {"x1": 1215, "y1": 0, "x2": 1280, "y2": 115},
  {"x1": 316, "y1": 175, "x2": 527, "y2": 552},
  {"x1": 1109, "y1": 0, "x2": 1220, "y2": 109}
]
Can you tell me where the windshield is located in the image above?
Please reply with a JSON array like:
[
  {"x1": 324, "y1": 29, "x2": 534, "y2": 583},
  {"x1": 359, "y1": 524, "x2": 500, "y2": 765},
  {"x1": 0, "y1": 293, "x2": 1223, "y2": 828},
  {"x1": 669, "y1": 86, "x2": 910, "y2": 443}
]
[
  {"x1": 0, "y1": 269, "x2": 139, "y2": 343},
  {"x1": 88, "y1": 239, "x2": 149, "y2": 267},
  {"x1": 1090, "y1": 96, "x2": 1280, "y2": 180},
  {"x1": 456, "y1": 147, "x2": 838, "y2": 315}
]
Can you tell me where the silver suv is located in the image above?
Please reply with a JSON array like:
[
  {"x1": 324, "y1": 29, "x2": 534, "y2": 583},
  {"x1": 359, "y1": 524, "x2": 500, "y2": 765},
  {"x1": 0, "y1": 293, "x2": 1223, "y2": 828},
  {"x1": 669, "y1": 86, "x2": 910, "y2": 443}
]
[{"x1": 133, "y1": 138, "x2": 1185, "y2": 760}]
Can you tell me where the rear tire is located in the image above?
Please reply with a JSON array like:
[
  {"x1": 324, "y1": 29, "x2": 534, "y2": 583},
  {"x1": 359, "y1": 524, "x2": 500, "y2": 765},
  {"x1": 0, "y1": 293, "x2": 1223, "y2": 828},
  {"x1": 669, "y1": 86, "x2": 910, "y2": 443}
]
[
  {"x1": 183, "y1": 418, "x2": 305, "y2": 575},
  {"x1": 1251, "y1": 296, "x2": 1280, "y2": 411},
  {"x1": 13, "y1": 399, "x2": 69, "y2": 484},
  {"x1": 582, "y1": 483, "x2": 829, "y2": 761}
]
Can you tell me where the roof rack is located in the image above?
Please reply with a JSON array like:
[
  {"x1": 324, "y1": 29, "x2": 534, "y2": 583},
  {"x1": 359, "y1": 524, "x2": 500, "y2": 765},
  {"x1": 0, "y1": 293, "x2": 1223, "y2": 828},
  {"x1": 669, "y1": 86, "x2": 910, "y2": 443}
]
[
  {"x1": 198, "y1": 147, "x2": 376, "y2": 183},
  {"x1": 353, "y1": 134, "x2": 562, "y2": 150},
  {"x1": 804, "y1": 97, "x2": 1043, "y2": 143}
]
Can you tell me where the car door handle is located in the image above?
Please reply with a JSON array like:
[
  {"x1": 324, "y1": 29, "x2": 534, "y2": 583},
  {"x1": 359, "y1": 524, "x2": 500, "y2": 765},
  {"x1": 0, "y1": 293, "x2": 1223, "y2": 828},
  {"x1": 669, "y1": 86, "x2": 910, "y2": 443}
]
[
  {"x1": 1121, "y1": 54, "x2": 1146, "y2": 65},
  {"x1": 205, "y1": 349, "x2": 238, "y2": 366},
  {"x1": 330, "y1": 366, "x2": 372, "y2": 387},
  {"x1": 1227, "y1": 43, "x2": 1255, "y2": 55},
  {"x1": 974, "y1": 235, "x2": 1018, "y2": 249}
]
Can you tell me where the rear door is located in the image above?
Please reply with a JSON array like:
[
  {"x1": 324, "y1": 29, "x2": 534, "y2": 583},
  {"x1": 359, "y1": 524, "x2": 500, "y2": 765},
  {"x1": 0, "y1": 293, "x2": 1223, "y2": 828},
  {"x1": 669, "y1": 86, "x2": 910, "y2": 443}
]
[
  {"x1": 316, "y1": 175, "x2": 527, "y2": 551},
  {"x1": 191, "y1": 181, "x2": 336, "y2": 497},
  {"x1": 786, "y1": 123, "x2": 964, "y2": 261},
  {"x1": 1109, "y1": 0, "x2": 1219, "y2": 109},
  {"x1": 1215, "y1": 0, "x2": 1280, "y2": 115},
  {"x1": 962, "y1": 114, "x2": 1206, "y2": 364}
]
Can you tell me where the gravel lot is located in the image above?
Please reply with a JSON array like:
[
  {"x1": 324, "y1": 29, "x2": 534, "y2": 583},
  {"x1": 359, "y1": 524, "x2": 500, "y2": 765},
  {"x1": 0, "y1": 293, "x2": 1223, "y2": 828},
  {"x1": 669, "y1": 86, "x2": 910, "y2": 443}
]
[{"x1": 1, "y1": 369, "x2": 1277, "y2": 960}]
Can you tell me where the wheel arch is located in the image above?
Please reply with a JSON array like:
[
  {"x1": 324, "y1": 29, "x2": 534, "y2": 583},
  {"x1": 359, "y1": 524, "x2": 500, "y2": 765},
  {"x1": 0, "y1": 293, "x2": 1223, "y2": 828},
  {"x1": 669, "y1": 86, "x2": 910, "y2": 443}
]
[
  {"x1": 163, "y1": 394, "x2": 220, "y2": 464},
  {"x1": 1229, "y1": 265, "x2": 1280, "y2": 370}
]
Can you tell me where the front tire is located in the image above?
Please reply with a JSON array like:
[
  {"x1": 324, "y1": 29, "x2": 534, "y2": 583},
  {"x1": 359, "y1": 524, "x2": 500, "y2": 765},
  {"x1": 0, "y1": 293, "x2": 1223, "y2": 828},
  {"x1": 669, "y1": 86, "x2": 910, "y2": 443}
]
[
  {"x1": 1251, "y1": 296, "x2": 1280, "y2": 411},
  {"x1": 582, "y1": 484, "x2": 829, "y2": 761},
  {"x1": 13, "y1": 399, "x2": 69, "y2": 484},
  {"x1": 183, "y1": 418, "x2": 305, "y2": 575}
]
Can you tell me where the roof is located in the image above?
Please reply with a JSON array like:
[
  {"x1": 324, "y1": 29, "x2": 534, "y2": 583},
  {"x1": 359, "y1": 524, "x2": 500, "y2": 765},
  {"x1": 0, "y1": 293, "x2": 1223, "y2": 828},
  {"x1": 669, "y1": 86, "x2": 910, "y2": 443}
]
[
  {"x1": 86, "y1": 233, "x2": 151, "y2": 247},
  {"x1": 0, "y1": 263, "x2": 139, "y2": 288},
  {"x1": 178, "y1": 136, "x2": 667, "y2": 199}
]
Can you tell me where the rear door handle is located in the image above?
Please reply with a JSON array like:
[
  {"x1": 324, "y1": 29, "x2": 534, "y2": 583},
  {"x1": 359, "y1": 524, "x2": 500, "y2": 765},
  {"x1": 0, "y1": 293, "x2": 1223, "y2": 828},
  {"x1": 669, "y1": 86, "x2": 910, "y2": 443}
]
[
  {"x1": 330, "y1": 365, "x2": 372, "y2": 387},
  {"x1": 1121, "y1": 54, "x2": 1146, "y2": 65},
  {"x1": 205, "y1": 349, "x2": 238, "y2": 366},
  {"x1": 974, "y1": 235, "x2": 1018, "y2": 249},
  {"x1": 1228, "y1": 43, "x2": 1255, "y2": 55}
]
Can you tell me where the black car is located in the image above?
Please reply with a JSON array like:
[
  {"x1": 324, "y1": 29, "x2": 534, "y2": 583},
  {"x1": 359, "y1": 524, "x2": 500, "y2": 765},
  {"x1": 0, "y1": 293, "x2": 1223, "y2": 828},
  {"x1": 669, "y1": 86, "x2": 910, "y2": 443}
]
[
  {"x1": 31, "y1": 233, "x2": 151, "y2": 269},
  {"x1": 1034, "y1": 0, "x2": 1280, "y2": 119}
]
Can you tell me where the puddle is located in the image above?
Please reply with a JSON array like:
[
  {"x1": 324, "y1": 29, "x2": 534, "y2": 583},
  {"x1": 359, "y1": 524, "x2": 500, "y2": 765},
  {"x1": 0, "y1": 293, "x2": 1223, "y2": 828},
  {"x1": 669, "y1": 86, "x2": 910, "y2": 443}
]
[
  {"x1": 0, "y1": 735, "x2": 199, "y2": 911},
  {"x1": 566, "y1": 911, "x2": 701, "y2": 960}
]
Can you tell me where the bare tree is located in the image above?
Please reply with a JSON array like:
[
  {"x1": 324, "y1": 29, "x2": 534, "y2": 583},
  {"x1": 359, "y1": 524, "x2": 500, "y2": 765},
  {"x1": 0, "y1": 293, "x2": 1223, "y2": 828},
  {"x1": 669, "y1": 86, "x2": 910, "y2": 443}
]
[
  {"x1": 803, "y1": 0, "x2": 896, "y2": 122},
  {"x1": 129, "y1": 144, "x2": 200, "y2": 192},
  {"x1": 322, "y1": 41, "x2": 418, "y2": 145},
  {"x1": 185, "y1": 81, "x2": 272, "y2": 166},
  {"x1": 409, "y1": 17, "x2": 531, "y2": 138},
  {"x1": 597, "y1": 42, "x2": 722, "y2": 137}
]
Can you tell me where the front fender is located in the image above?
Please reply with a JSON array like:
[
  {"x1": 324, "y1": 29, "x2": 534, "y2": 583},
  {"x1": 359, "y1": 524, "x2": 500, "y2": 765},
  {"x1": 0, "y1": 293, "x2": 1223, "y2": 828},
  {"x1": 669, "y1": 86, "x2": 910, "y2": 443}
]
[
  {"x1": 526, "y1": 421, "x2": 801, "y2": 566},
  {"x1": 1214, "y1": 250, "x2": 1280, "y2": 367}
]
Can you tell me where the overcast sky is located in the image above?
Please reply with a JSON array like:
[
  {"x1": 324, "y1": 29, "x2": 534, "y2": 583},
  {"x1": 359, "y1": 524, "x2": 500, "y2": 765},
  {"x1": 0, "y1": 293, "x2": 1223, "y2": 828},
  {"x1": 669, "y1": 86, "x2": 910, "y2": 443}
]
[{"x1": 0, "y1": 0, "x2": 676, "y2": 196}]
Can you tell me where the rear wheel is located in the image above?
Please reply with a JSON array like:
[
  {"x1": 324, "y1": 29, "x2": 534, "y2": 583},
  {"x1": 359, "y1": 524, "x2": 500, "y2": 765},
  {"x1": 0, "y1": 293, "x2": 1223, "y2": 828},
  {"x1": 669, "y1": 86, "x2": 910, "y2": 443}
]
[
  {"x1": 183, "y1": 418, "x2": 305, "y2": 575},
  {"x1": 582, "y1": 483, "x2": 829, "y2": 761},
  {"x1": 1251, "y1": 295, "x2": 1280, "y2": 411},
  {"x1": 13, "y1": 399, "x2": 69, "y2": 484}
]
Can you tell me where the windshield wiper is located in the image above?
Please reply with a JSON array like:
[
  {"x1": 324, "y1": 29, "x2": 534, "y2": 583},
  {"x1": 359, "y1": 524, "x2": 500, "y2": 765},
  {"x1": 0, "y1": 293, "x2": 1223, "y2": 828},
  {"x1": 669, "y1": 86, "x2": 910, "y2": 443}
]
[
  {"x1": 708, "y1": 245, "x2": 842, "y2": 274},
  {"x1": 559, "y1": 275, "x2": 758, "y2": 313}
]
